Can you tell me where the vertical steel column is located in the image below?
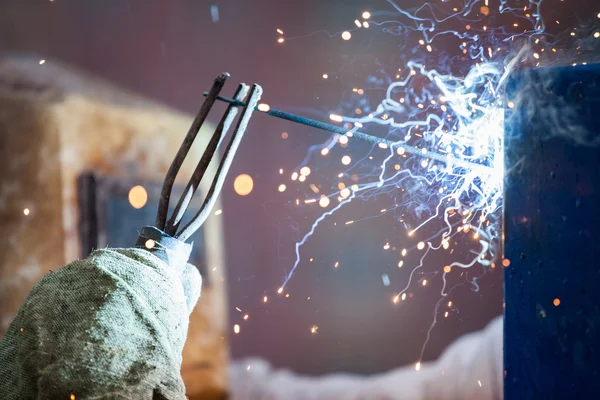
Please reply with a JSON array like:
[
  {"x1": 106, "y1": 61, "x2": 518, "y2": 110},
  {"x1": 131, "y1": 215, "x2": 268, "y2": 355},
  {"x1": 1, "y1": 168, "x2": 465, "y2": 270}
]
[{"x1": 504, "y1": 64, "x2": 600, "y2": 399}]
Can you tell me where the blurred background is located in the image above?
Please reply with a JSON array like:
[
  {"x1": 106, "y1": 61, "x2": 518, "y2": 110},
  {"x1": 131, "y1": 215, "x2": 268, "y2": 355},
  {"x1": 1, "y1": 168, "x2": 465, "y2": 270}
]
[{"x1": 0, "y1": 0, "x2": 588, "y2": 382}]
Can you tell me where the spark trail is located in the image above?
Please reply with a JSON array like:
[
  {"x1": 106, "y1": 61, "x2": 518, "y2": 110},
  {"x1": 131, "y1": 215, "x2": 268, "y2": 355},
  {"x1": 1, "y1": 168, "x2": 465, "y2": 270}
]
[{"x1": 275, "y1": 0, "x2": 596, "y2": 367}]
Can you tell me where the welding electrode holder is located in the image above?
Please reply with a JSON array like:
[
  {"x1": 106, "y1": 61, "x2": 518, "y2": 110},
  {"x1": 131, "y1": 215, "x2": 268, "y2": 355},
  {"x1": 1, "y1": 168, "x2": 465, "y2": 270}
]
[{"x1": 135, "y1": 72, "x2": 263, "y2": 265}]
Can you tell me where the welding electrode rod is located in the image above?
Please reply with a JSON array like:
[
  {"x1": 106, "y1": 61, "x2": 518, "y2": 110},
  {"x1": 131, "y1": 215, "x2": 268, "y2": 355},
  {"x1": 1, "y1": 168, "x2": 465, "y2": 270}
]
[{"x1": 204, "y1": 92, "x2": 491, "y2": 172}]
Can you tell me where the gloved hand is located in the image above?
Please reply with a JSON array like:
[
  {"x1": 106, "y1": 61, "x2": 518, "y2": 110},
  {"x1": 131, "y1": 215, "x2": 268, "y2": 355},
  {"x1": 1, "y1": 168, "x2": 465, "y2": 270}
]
[{"x1": 0, "y1": 248, "x2": 202, "y2": 400}]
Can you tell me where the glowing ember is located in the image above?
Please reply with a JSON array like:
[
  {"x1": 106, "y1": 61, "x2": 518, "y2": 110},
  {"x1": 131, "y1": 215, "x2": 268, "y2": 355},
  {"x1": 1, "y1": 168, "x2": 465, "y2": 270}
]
[
  {"x1": 300, "y1": 166, "x2": 311, "y2": 176},
  {"x1": 319, "y1": 196, "x2": 330, "y2": 208},
  {"x1": 553, "y1": 298, "x2": 561, "y2": 307}
]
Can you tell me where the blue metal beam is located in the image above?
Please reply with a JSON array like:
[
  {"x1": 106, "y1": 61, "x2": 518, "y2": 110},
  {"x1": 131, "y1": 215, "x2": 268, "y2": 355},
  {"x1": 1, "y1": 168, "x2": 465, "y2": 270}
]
[{"x1": 504, "y1": 64, "x2": 600, "y2": 398}]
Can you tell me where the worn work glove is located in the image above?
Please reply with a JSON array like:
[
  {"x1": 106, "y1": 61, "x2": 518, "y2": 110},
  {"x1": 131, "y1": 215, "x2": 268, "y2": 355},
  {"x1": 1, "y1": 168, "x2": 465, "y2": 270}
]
[{"x1": 0, "y1": 248, "x2": 202, "y2": 400}]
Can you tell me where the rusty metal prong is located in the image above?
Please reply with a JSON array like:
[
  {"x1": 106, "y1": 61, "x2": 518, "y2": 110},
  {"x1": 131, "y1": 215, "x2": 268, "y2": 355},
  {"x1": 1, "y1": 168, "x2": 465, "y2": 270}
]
[
  {"x1": 176, "y1": 83, "x2": 263, "y2": 242},
  {"x1": 155, "y1": 72, "x2": 229, "y2": 230},
  {"x1": 165, "y1": 83, "x2": 250, "y2": 236}
]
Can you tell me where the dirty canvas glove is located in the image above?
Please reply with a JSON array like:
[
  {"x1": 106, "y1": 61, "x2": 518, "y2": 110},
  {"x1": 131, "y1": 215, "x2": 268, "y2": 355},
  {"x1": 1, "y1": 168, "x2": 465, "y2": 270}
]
[{"x1": 0, "y1": 248, "x2": 202, "y2": 400}]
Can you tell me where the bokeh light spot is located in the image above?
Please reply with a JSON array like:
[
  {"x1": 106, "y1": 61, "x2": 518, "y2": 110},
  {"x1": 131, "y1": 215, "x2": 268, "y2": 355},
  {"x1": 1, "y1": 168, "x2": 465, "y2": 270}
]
[
  {"x1": 128, "y1": 185, "x2": 148, "y2": 209},
  {"x1": 234, "y1": 174, "x2": 254, "y2": 196}
]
